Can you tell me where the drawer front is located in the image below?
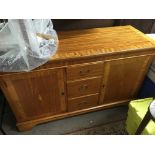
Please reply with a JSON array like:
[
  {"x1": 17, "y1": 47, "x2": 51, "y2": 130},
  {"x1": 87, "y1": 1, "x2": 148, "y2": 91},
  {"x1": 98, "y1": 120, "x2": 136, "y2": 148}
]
[
  {"x1": 67, "y1": 62, "x2": 104, "y2": 81},
  {"x1": 67, "y1": 77, "x2": 102, "y2": 98},
  {"x1": 68, "y1": 94, "x2": 99, "y2": 112}
]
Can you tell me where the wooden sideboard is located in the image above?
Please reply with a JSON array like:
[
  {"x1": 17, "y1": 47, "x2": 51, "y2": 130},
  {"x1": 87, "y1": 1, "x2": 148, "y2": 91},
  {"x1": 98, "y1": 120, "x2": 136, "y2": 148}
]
[{"x1": 0, "y1": 25, "x2": 155, "y2": 131}]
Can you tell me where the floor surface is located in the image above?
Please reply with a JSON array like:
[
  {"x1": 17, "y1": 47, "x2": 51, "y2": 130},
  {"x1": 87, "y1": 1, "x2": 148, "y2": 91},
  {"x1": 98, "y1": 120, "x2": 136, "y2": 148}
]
[{"x1": 0, "y1": 105, "x2": 128, "y2": 135}]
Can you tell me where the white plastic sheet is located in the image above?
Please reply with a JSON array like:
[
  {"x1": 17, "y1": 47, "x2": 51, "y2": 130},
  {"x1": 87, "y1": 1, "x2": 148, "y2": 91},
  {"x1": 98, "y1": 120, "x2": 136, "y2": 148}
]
[{"x1": 0, "y1": 19, "x2": 58, "y2": 72}]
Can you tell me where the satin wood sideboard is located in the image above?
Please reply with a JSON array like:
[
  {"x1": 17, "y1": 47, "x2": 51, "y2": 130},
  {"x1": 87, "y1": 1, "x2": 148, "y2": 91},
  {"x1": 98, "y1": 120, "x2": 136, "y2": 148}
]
[{"x1": 0, "y1": 25, "x2": 155, "y2": 131}]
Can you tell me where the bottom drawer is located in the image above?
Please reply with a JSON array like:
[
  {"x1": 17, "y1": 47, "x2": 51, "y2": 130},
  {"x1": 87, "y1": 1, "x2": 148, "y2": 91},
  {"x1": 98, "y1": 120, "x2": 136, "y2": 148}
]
[{"x1": 68, "y1": 94, "x2": 99, "y2": 112}]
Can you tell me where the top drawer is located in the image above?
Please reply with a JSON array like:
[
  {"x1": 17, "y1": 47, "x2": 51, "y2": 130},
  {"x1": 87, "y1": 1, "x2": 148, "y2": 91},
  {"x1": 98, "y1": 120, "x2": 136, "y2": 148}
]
[{"x1": 66, "y1": 62, "x2": 104, "y2": 81}]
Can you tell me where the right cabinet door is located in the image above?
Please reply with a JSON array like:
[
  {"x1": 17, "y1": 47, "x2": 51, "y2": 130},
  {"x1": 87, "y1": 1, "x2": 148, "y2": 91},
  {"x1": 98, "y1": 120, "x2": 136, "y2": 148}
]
[{"x1": 101, "y1": 55, "x2": 152, "y2": 104}]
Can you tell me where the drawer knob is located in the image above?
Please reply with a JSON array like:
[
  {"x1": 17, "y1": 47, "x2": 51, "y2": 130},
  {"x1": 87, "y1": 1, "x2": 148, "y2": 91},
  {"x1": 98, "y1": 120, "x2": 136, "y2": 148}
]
[
  {"x1": 84, "y1": 85, "x2": 88, "y2": 89},
  {"x1": 61, "y1": 92, "x2": 65, "y2": 95},
  {"x1": 86, "y1": 69, "x2": 90, "y2": 73},
  {"x1": 79, "y1": 70, "x2": 84, "y2": 75},
  {"x1": 78, "y1": 101, "x2": 87, "y2": 105},
  {"x1": 79, "y1": 69, "x2": 91, "y2": 76},
  {"x1": 82, "y1": 101, "x2": 87, "y2": 104},
  {"x1": 78, "y1": 84, "x2": 88, "y2": 91}
]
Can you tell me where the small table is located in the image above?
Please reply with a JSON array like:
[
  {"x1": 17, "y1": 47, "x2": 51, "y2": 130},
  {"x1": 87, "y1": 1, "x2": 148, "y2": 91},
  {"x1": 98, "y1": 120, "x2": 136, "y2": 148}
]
[{"x1": 135, "y1": 100, "x2": 155, "y2": 135}]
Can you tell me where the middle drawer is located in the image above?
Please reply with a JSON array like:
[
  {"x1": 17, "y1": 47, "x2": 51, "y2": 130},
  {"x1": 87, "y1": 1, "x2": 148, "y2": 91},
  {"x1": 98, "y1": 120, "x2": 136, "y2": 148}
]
[{"x1": 67, "y1": 77, "x2": 102, "y2": 98}]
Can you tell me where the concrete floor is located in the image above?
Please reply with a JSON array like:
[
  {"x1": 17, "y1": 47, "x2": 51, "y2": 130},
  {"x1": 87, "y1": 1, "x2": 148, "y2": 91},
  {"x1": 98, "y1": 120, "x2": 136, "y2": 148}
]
[{"x1": 0, "y1": 105, "x2": 128, "y2": 135}]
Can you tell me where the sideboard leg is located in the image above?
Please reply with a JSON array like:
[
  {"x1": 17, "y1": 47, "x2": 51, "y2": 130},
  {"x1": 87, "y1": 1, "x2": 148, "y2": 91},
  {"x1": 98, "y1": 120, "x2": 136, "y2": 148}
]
[{"x1": 16, "y1": 122, "x2": 36, "y2": 132}]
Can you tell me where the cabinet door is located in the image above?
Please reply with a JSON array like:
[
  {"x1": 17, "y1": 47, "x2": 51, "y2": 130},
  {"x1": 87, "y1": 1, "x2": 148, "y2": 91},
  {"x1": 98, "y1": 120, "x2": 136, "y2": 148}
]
[
  {"x1": 100, "y1": 55, "x2": 152, "y2": 104},
  {"x1": 0, "y1": 68, "x2": 66, "y2": 122}
]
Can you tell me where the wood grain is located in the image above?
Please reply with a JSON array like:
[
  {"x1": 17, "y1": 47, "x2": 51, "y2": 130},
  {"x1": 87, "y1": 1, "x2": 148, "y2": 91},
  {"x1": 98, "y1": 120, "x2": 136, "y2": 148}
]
[{"x1": 51, "y1": 25, "x2": 155, "y2": 60}]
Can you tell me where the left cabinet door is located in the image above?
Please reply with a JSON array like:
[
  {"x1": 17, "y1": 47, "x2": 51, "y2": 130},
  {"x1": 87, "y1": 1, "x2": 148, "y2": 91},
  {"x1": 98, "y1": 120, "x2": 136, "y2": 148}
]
[{"x1": 0, "y1": 68, "x2": 66, "y2": 122}]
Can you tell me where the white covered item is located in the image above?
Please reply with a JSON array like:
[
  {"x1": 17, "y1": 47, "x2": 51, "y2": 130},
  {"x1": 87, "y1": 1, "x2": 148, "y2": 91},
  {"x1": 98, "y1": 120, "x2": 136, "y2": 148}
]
[{"x1": 0, "y1": 19, "x2": 58, "y2": 72}]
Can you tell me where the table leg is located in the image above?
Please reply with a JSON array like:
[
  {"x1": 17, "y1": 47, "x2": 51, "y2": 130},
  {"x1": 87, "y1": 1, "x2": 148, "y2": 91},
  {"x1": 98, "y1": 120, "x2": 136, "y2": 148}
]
[{"x1": 135, "y1": 110, "x2": 151, "y2": 135}]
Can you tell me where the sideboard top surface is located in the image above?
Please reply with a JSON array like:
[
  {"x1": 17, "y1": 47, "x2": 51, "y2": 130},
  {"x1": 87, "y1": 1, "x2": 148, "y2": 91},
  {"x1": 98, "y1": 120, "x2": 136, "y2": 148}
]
[
  {"x1": 0, "y1": 25, "x2": 155, "y2": 76},
  {"x1": 51, "y1": 25, "x2": 155, "y2": 61}
]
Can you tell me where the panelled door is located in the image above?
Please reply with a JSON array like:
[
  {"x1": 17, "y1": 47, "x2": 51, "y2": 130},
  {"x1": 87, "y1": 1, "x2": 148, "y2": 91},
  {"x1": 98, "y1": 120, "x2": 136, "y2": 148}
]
[
  {"x1": 0, "y1": 68, "x2": 66, "y2": 122},
  {"x1": 100, "y1": 55, "x2": 151, "y2": 104}
]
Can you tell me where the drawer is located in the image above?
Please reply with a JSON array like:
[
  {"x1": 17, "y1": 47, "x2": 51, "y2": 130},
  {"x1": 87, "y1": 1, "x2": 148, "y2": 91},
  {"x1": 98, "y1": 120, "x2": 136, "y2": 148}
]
[
  {"x1": 67, "y1": 77, "x2": 102, "y2": 98},
  {"x1": 68, "y1": 94, "x2": 99, "y2": 112},
  {"x1": 66, "y1": 62, "x2": 104, "y2": 81}
]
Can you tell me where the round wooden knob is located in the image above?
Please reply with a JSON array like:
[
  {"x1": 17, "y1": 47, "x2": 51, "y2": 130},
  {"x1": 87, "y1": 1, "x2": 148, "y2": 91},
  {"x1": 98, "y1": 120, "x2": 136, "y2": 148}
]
[{"x1": 61, "y1": 92, "x2": 65, "y2": 95}]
